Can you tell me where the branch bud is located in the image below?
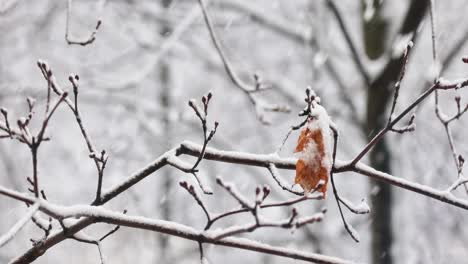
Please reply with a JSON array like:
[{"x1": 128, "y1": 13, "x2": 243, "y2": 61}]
[
  {"x1": 291, "y1": 207, "x2": 298, "y2": 217},
  {"x1": 96, "y1": 20, "x2": 102, "y2": 30},
  {"x1": 26, "y1": 97, "x2": 36, "y2": 109},
  {"x1": 262, "y1": 185, "x2": 270, "y2": 198},
  {"x1": 188, "y1": 99, "x2": 196, "y2": 108},
  {"x1": 17, "y1": 117, "x2": 27, "y2": 128},
  {"x1": 255, "y1": 186, "x2": 261, "y2": 196},
  {"x1": 179, "y1": 181, "x2": 188, "y2": 189},
  {"x1": 0, "y1": 107, "x2": 7, "y2": 116}
]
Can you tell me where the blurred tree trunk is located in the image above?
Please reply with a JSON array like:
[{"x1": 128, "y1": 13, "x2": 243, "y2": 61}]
[
  {"x1": 362, "y1": 1, "x2": 428, "y2": 263},
  {"x1": 362, "y1": 2, "x2": 392, "y2": 264},
  {"x1": 158, "y1": 0, "x2": 173, "y2": 262}
]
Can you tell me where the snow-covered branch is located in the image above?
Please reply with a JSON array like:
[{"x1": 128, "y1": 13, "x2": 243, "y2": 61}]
[
  {"x1": 2, "y1": 58, "x2": 467, "y2": 263},
  {"x1": 7, "y1": 134, "x2": 468, "y2": 262},
  {"x1": 0, "y1": 186, "x2": 354, "y2": 264},
  {"x1": 0, "y1": 202, "x2": 39, "y2": 247}
]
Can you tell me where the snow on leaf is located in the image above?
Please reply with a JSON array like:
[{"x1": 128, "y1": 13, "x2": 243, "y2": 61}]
[{"x1": 294, "y1": 104, "x2": 332, "y2": 197}]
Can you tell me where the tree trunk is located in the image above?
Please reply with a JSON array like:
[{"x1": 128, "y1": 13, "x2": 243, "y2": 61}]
[
  {"x1": 362, "y1": 1, "x2": 428, "y2": 263},
  {"x1": 362, "y1": 3, "x2": 392, "y2": 262}
]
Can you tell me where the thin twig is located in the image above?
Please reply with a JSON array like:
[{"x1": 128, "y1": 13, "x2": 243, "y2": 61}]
[
  {"x1": 325, "y1": 0, "x2": 370, "y2": 86},
  {"x1": 267, "y1": 164, "x2": 303, "y2": 196},
  {"x1": 349, "y1": 78, "x2": 468, "y2": 166},
  {"x1": 197, "y1": 0, "x2": 289, "y2": 124},
  {"x1": 329, "y1": 126, "x2": 360, "y2": 242},
  {"x1": 65, "y1": 0, "x2": 105, "y2": 46},
  {"x1": 388, "y1": 42, "x2": 413, "y2": 125}
]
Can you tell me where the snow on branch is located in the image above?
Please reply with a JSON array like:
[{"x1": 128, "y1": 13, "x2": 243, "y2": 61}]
[
  {"x1": 0, "y1": 202, "x2": 39, "y2": 247},
  {"x1": 0, "y1": 70, "x2": 348, "y2": 263},
  {"x1": 429, "y1": 1, "x2": 468, "y2": 194},
  {"x1": 0, "y1": 186, "x2": 354, "y2": 264},
  {"x1": 36, "y1": 61, "x2": 108, "y2": 205},
  {"x1": 2, "y1": 59, "x2": 468, "y2": 263},
  {"x1": 175, "y1": 142, "x2": 468, "y2": 210}
]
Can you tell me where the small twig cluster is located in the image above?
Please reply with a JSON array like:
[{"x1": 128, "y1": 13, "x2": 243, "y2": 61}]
[
  {"x1": 0, "y1": 67, "x2": 68, "y2": 199},
  {"x1": 429, "y1": 3, "x2": 468, "y2": 194},
  {"x1": 169, "y1": 92, "x2": 218, "y2": 194},
  {"x1": 197, "y1": 0, "x2": 290, "y2": 125},
  {"x1": 36, "y1": 62, "x2": 109, "y2": 205},
  {"x1": 179, "y1": 176, "x2": 324, "y2": 262},
  {"x1": 277, "y1": 87, "x2": 318, "y2": 153},
  {"x1": 188, "y1": 92, "x2": 218, "y2": 171},
  {"x1": 0, "y1": 62, "x2": 122, "y2": 262}
]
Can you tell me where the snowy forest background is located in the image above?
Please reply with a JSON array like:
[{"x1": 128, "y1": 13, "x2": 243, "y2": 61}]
[{"x1": 1, "y1": 0, "x2": 468, "y2": 263}]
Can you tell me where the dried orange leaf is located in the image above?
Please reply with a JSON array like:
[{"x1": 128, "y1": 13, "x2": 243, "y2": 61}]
[
  {"x1": 294, "y1": 106, "x2": 332, "y2": 197},
  {"x1": 294, "y1": 128, "x2": 312, "y2": 153}
]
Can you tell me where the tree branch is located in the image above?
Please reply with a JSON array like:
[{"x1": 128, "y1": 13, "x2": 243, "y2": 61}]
[
  {"x1": 197, "y1": 0, "x2": 290, "y2": 124},
  {"x1": 65, "y1": 0, "x2": 105, "y2": 46},
  {"x1": 0, "y1": 186, "x2": 354, "y2": 264}
]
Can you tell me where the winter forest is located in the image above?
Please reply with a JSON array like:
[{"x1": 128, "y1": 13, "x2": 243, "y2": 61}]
[{"x1": 0, "y1": 0, "x2": 467, "y2": 263}]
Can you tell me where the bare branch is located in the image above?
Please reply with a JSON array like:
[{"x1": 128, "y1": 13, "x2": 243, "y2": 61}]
[
  {"x1": 325, "y1": 0, "x2": 370, "y2": 86},
  {"x1": 188, "y1": 93, "x2": 218, "y2": 171},
  {"x1": 388, "y1": 41, "x2": 413, "y2": 125},
  {"x1": 429, "y1": 1, "x2": 467, "y2": 192},
  {"x1": 349, "y1": 78, "x2": 468, "y2": 167},
  {"x1": 197, "y1": 0, "x2": 290, "y2": 124},
  {"x1": 65, "y1": 0, "x2": 105, "y2": 46},
  {"x1": 329, "y1": 126, "x2": 361, "y2": 242},
  {"x1": 35, "y1": 62, "x2": 107, "y2": 204}
]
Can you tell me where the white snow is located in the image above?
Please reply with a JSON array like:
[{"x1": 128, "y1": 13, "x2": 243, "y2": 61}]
[
  {"x1": 0, "y1": 202, "x2": 40, "y2": 247},
  {"x1": 437, "y1": 77, "x2": 467, "y2": 87},
  {"x1": 427, "y1": 62, "x2": 441, "y2": 81},
  {"x1": 392, "y1": 33, "x2": 414, "y2": 58},
  {"x1": 201, "y1": 257, "x2": 210, "y2": 264},
  {"x1": 363, "y1": 0, "x2": 375, "y2": 21},
  {"x1": 340, "y1": 197, "x2": 370, "y2": 214}
]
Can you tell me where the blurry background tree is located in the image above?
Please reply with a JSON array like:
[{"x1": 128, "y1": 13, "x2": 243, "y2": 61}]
[{"x1": 1, "y1": 0, "x2": 468, "y2": 263}]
